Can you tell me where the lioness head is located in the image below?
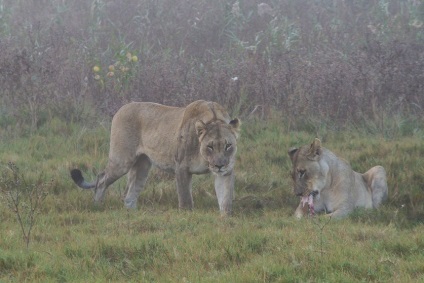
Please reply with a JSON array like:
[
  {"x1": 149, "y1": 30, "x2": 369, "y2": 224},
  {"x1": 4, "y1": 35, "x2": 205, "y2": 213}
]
[
  {"x1": 195, "y1": 118, "x2": 241, "y2": 176},
  {"x1": 288, "y1": 138, "x2": 329, "y2": 200}
]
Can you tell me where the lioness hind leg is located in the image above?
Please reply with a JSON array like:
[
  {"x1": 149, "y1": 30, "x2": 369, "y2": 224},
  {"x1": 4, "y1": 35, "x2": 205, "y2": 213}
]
[
  {"x1": 124, "y1": 155, "x2": 152, "y2": 209},
  {"x1": 94, "y1": 169, "x2": 127, "y2": 203},
  {"x1": 363, "y1": 166, "x2": 388, "y2": 208},
  {"x1": 94, "y1": 157, "x2": 136, "y2": 203}
]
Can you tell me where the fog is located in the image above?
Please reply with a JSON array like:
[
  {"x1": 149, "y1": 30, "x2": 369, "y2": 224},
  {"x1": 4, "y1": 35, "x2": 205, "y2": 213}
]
[{"x1": 0, "y1": 0, "x2": 423, "y2": 131}]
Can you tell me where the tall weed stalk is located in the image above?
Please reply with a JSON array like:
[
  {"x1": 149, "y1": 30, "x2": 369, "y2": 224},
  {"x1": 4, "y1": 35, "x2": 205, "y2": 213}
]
[
  {"x1": 0, "y1": 162, "x2": 50, "y2": 249},
  {"x1": 312, "y1": 215, "x2": 332, "y2": 262}
]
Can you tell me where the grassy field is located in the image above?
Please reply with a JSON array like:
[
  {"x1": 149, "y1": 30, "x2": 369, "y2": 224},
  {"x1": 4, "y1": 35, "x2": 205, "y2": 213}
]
[
  {"x1": 1, "y1": 0, "x2": 423, "y2": 281},
  {"x1": 1, "y1": 118, "x2": 424, "y2": 282}
]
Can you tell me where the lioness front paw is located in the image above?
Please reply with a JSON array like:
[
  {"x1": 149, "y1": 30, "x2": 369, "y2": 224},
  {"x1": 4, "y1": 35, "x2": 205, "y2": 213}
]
[
  {"x1": 294, "y1": 210, "x2": 304, "y2": 219},
  {"x1": 124, "y1": 199, "x2": 137, "y2": 209}
]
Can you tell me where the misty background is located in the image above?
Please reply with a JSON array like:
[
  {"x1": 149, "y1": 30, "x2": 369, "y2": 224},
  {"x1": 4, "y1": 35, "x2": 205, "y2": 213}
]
[{"x1": 0, "y1": 0, "x2": 423, "y2": 134}]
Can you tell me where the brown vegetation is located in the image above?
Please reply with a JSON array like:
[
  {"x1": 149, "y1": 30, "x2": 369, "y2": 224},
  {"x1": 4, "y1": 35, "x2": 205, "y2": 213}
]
[{"x1": 0, "y1": 0, "x2": 423, "y2": 133}]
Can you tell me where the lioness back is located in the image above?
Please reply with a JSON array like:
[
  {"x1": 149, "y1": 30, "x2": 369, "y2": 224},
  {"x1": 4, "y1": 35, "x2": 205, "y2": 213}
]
[{"x1": 109, "y1": 102, "x2": 185, "y2": 170}]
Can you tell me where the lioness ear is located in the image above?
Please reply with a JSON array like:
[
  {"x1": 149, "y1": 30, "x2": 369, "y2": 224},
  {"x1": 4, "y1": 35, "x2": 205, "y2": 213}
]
[
  {"x1": 308, "y1": 138, "x2": 322, "y2": 160},
  {"x1": 288, "y1": 147, "x2": 298, "y2": 163},
  {"x1": 229, "y1": 118, "x2": 241, "y2": 139},
  {"x1": 195, "y1": 120, "x2": 206, "y2": 138}
]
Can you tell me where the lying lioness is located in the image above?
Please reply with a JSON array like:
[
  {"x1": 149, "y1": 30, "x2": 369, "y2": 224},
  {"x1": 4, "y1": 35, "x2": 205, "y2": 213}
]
[
  {"x1": 288, "y1": 138, "x2": 388, "y2": 218},
  {"x1": 70, "y1": 100, "x2": 240, "y2": 216}
]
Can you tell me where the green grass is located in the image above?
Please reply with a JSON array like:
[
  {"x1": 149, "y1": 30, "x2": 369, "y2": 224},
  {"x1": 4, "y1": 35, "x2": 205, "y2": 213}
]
[{"x1": 1, "y1": 118, "x2": 424, "y2": 282}]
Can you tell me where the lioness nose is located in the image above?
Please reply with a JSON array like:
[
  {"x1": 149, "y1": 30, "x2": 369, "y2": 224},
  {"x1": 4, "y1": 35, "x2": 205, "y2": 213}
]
[{"x1": 215, "y1": 165, "x2": 224, "y2": 170}]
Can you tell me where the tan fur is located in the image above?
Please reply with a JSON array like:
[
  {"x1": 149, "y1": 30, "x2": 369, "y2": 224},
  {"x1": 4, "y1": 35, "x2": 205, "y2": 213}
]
[
  {"x1": 71, "y1": 100, "x2": 241, "y2": 216},
  {"x1": 288, "y1": 138, "x2": 388, "y2": 219}
]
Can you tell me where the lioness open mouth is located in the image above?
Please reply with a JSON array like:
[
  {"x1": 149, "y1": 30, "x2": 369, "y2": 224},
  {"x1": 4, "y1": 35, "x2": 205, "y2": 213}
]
[{"x1": 301, "y1": 191, "x2": 318, "y2": 216}]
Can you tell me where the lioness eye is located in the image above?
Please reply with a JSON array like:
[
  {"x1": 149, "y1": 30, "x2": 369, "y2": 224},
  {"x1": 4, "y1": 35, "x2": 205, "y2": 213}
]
[
  {"x1": 225, "y1": 144, "x2": 232, "y2": 151},
  {"x1": 207, "y1": 145, "x2": 214, "y2": 151},
  {"x1": 298, "y1": 169, "x2": 306, "y2": 178}
]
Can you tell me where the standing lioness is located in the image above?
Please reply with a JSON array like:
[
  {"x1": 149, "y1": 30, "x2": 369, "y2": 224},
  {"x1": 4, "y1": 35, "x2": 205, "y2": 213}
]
[
  {"x1": 70, "y1": 100, "x2": 241, "y2": 216},
  {"x1": 288, "y1": 139, "x2": 388, "y2": 219}
]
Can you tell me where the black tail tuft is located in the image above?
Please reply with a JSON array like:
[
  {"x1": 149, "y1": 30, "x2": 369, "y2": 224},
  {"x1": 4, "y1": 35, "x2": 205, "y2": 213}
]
[
  {"x1": 70, "y1": 169, "x2": 96, "y2": 189},
  {"x1": 70, "y1": 169, "x2": 84, "y2": 185}
]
